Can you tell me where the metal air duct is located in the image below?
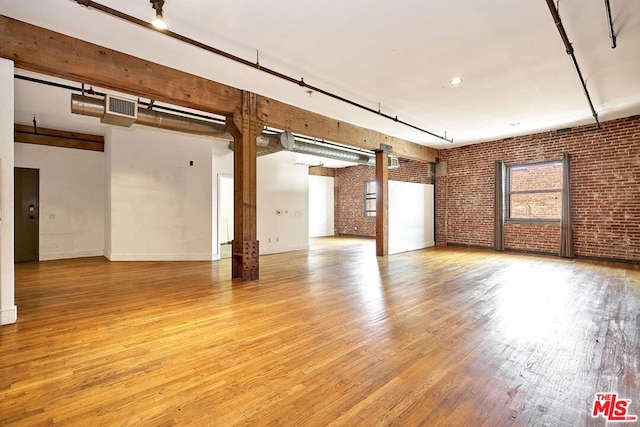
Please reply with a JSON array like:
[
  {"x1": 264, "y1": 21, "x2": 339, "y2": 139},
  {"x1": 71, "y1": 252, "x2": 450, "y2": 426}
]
[
  {"x1": 71, "y1": 93, "x2": 231, "y2": 139},
  {"x1": 228, "y1": 132, "x2": 289, "y2": 157},
  {"x1": 281, "y1": 136, "x2": 399, "y2": 169},
  {"x1": 72, "y1": 94, "x2": 398, "y2": 167}
]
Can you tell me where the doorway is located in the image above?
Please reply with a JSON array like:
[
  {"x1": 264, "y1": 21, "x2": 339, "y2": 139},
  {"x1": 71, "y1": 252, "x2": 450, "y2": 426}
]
[
  {"x1": 15, "y1": 167, "x2": 40, "y2": 262},
  {"x1": 218, "y1": 174, "x2": 233, "y2": 259}
]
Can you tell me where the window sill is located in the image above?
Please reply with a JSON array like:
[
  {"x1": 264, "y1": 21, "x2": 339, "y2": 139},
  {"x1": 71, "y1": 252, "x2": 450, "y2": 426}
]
[{"x1": 506, "y1": 218, "x2": 561, "y2": 224}]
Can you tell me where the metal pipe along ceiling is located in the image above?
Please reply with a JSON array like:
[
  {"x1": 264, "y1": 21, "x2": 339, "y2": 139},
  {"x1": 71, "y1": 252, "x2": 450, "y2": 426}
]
[
  {"x1": 545, "y1": 0, "x2": 601, "y2": 129},
  {"x1": 72, "y1": 0, "x2": 452, "y2": 143}
]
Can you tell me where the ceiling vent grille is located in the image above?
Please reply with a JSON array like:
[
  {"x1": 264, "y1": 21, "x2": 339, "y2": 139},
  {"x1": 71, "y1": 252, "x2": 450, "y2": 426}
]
[{"x1": 101, "y1": 95, "x2": 138, "y2": 127}]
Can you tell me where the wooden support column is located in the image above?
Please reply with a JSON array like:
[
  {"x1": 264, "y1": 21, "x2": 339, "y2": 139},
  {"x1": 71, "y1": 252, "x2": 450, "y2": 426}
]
[
  {"x1": 226, "y1": 91, "x2": 262, "y2": 281},
  {"x1": 375, "y1": 150, "x2": 389, "y2": 256}
]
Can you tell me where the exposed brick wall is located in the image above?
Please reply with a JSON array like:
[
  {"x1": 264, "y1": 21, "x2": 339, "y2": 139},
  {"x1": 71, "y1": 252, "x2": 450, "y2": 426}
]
[
  {"x1": 504, "y1": 222, "x2": 561, "y2": 254},
  {"x1": 435, "y1": 172, "x2": 447, "y2": 246},
  {"x1": 335, "y1": 160, "x2": 433, "y2": 237},
  {"x1": 389, "y1": 160, "x2": 435, "y2": 184},
  {"x1": 335, "y1": 165, "x2": 376, "y2": 236},
  {"x1": 437, "y1": 115, "x2": 640, "y2": 262}
]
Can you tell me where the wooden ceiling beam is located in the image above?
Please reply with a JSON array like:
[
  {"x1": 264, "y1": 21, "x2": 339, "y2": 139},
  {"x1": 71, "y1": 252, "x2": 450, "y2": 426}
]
[
  {"x1": 0, "y1": 16, "x2": 241, "y2": 116},
  {"x1": 308, "y1": 166, "x2": 337, "y2": 177},
  {"x1": 257, "y1": 97, "x2": 438, "y2": 163},
  {"x1": 0, "y1": 15, "x2": 438, "y2": 163},
  {"x1": 15, "y1": 123, "x2": 104, "y2": 152}
]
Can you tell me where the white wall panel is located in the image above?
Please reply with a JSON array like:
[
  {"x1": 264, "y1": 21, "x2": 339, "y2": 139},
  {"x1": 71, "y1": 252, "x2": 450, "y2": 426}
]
[{"x1": 389, "y1": 181, "x2": 434, "y2": 255}]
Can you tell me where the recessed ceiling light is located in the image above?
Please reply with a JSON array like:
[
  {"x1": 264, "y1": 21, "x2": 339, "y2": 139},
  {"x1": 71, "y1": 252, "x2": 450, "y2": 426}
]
[{"x1": 449, "y1": 77, "x2": 463, "y2": 86}]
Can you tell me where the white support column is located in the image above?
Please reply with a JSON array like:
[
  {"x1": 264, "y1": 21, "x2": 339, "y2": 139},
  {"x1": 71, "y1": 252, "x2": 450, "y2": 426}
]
[{"x1": 0, "y1": 58, "x2": 16, "y2": 325}]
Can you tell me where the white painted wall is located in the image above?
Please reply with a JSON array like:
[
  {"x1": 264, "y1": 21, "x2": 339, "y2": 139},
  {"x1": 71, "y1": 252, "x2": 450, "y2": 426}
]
[
  {"x1": 308, "y1": 175, "x2": 335, "y2": 237},
  {"x1": 218, "y1": 174, "x2": 233, "y2": 245},
  {"x1": 14, "y1": 143, "x2": 105, "y2": 260},
  {"x1": 107, "y1": 126, "x2": 227, "y2": 261},
  {"x1": 104, "y1": 130, "x2": 113, "y2": 258},
  {"x1": 388, "y1": 181, "x2": 434, "y2": 255},
  {"x1": 258, "y1": 151, "x2": 309, "y2": 254},
  {"x1": 212, "y1": 150, "x2": 233, "y2": 258},
  {"x1": 0, "y1": 59, "x2": 16, "y2": 325}
]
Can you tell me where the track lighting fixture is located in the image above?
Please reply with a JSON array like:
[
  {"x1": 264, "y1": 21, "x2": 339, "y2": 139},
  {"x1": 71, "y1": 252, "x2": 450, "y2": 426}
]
[{"x1": 150, "y1": 0, "x2": 168, "y2": 30}]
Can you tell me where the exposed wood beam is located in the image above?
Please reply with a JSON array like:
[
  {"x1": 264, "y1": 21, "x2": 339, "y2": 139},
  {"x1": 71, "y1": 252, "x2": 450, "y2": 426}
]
[
  {"x1": 375, "y1": 151, "x2": 389, "y2": 256},
  {"x1": 14, "y1": 123, "x2": 104, "y2": 152},
  {"x1": 257, "y1": 97, "x2": 439, "y2": 163},
  {"x1": 0, "y1": 16, "x2": 241, "y2": 116},
  {"x1": 0, "y1": 15, "x2": 438, "y2": 163},
  {"x1": 308, "y1": 166, "x2": 337, "y2": 177},
  {"x1": 226, "y1": 92, "x2": 261, "y2": 281}
]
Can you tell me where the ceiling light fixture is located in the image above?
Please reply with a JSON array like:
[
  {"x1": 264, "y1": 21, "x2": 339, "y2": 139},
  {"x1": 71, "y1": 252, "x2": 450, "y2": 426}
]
[
  {"x1": 71, "y1": 0, "x2": 453, "y2": 143},
  {"x1": 150, "y1": 0, "x2": 168, "y2": 30},
  {"x1": 449, "y1": 77, "x2": 463, "y2": 86}
]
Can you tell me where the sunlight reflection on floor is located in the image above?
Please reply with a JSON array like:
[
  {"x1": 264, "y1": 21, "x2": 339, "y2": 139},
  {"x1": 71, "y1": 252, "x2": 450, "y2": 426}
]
[{"x1": 496, "y1": 263, "x2": 572, "y2": 342}]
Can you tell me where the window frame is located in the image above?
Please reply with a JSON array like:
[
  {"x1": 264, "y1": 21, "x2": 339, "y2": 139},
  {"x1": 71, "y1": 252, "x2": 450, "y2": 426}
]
[
  {"x1": 506, "y1": 160, "x2": 563, "y2": 223},
  {"x1": 364, "y1": 179, "x2": 377, "y2": 218}
]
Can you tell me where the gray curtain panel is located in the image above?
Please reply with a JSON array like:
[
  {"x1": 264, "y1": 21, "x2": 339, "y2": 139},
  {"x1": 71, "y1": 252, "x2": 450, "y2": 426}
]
[
  {"x1": 560, "y1": 152, "x2": 574, "y2": 257},
  {"x1": 494, "y1": 160, "x2": 505, "y2": 251}
]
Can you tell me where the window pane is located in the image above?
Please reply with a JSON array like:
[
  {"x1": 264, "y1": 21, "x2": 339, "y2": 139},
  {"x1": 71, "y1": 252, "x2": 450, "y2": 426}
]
[
  {"x1": 365, "y1": 199, "x2": 376, "y2": 212},
  {"x1": 510, "y1": 192, "x2": 561, "y2": 219},
  {"x1": 364, "y1": 180, "x2": 376, "y2": 217},
  {"x1": 365, "y1": 180, "x2": 377, "y2": 195},
  {"x1": 510, "y1": 163, "x2": 562, "y2": 192}
]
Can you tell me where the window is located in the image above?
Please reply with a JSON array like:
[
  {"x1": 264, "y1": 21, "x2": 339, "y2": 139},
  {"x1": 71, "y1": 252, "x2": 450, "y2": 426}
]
[
  {"x1": 507, "y1": 161, "x2": 562, "y2": 220},
  {"x1": 364, "y1": 180, "x2": 376, "y2": 217}
]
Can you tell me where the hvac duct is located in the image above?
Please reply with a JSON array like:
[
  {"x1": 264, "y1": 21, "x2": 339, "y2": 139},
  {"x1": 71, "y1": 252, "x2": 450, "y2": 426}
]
[
  {"x1": 71, "y1": 94, "x2": 231, "y2": 139},
  {"x1": 228, "y1": 132, "x2": 289, "y2": 157},
  {"x1": 280, "y1": 136, "x2": 399, "y2": 169},
  {"x1": 72, "y1": 94, "x2": 398, "y2": 168}
]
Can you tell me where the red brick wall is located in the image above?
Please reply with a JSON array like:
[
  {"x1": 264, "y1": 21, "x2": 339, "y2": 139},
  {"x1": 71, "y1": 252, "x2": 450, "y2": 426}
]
[
  {"x1": 436, "y1": 115, "x2": 640, "y2": 262},
  {"x1": 335, "y1": 160, "x2": 433, "y2": 236},
  {"x1": 335, "y1": 165, "x2": 376, "y2": 236}
]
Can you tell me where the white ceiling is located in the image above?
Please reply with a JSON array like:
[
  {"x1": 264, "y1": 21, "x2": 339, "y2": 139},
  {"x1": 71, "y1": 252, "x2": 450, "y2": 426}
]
[{"x1": 2, "y1": 0, "x2": 640, "y2": 150}]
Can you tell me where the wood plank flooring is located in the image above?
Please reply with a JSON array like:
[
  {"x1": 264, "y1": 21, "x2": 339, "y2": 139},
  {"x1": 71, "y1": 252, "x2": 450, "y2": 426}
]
[{"x1": 1, "y1": 238, "x2": 639, "y2": 426}]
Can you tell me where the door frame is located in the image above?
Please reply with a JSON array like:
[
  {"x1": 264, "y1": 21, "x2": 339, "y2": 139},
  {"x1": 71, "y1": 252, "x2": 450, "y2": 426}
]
[
  {"x1": 217, "y1": 173, "x2": 233, "y2": 259},
  {"x1": 14, "y1": 167, "x2": 40, "y2": 262}
]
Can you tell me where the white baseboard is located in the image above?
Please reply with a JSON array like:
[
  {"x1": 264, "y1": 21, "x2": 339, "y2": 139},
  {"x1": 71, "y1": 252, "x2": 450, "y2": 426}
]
[
  {"x1": 389, "y1": 240, "x2": 435, "y2": 255},
  {"x1": 107, "y1": 253, "x2": 214, "y2": 261},
  {"x1": 39, "y1": 250, "x2": 105, "y2": 261},
  {"x1": 1, "y1": 305, "x2": 17, "y2": 325},
  {"x1": 260, "y1": 244, "x2": 309, "y2": 255}
]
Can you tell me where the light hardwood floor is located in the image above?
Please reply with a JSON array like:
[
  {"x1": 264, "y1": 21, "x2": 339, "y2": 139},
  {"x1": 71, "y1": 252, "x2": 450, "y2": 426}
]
[{"x1": 1, "y1": 238, "x2": 639, "y2": 426}]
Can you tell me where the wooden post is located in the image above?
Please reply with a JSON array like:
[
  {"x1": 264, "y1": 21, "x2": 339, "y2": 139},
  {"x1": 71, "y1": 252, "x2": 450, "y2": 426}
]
[
  {"x1": 375, "y1": 150, "x2": 389, "y2": 256},
  {"x1": 226, "y1": 91, "x2": 262, "y2": 280}
]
